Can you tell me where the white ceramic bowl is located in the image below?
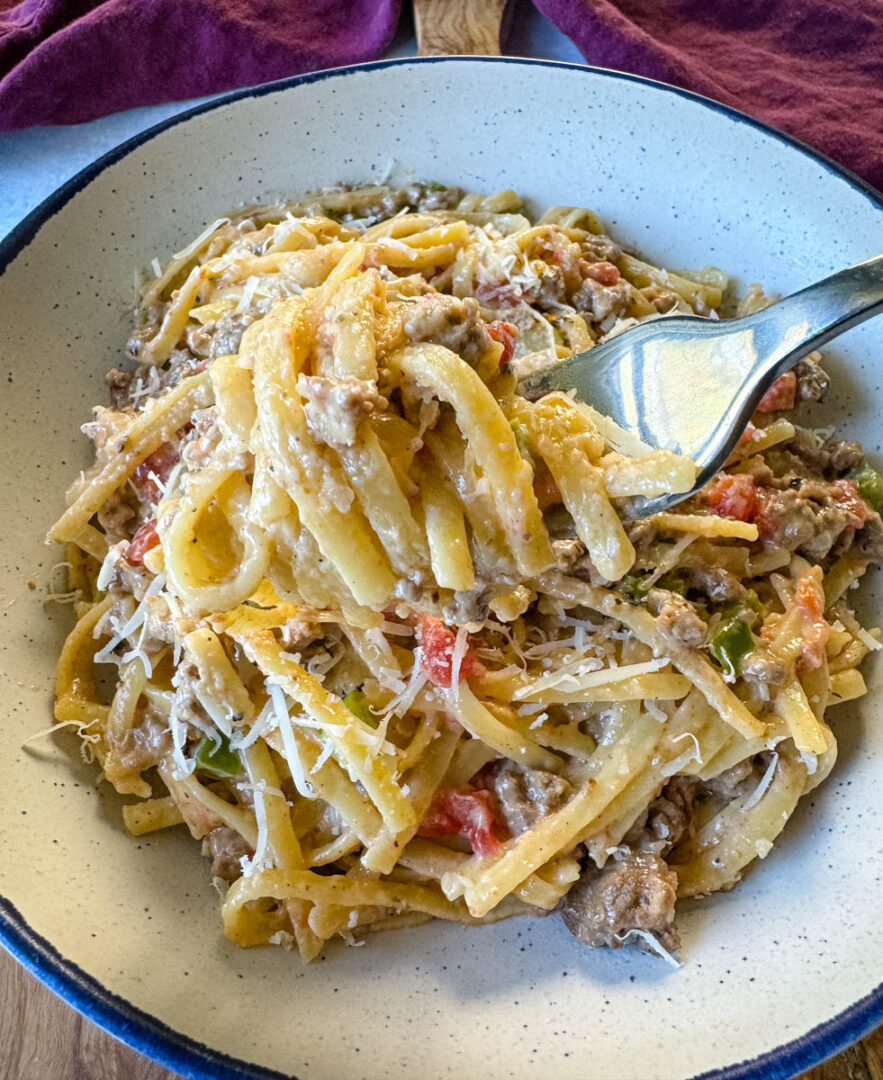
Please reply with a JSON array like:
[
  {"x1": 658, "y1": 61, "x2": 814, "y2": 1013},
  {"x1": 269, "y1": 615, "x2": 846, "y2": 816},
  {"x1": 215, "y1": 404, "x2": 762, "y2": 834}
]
[{"x1": 0, "y1": 58, "x2": 881, "y2": 1080}]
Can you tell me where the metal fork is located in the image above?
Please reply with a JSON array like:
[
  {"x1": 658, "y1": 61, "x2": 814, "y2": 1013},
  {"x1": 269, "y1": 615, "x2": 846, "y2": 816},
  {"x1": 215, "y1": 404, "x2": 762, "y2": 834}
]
[{"x1": 518, "y1": 254, "x2": 883, "y2": 516}]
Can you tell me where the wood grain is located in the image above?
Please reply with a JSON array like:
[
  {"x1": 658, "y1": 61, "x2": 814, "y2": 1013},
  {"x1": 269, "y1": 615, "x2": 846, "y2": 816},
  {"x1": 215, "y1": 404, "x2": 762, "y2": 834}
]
[
  {"x1": 0, "y1": 947, "x2": 174, "y2": 1080},
  {"x1": 413, "y1": 0, "x2": 509, "y2": 55}
]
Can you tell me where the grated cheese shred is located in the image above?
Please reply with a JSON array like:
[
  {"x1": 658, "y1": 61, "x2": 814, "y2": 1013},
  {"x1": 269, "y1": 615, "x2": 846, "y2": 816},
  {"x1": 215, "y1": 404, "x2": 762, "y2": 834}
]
[
  {"x1": 743, "y1": 753, "x2": 778, "y2": 810},
  {"x1": 269, "y1": 683, "x2": 314, "y2": 799}
]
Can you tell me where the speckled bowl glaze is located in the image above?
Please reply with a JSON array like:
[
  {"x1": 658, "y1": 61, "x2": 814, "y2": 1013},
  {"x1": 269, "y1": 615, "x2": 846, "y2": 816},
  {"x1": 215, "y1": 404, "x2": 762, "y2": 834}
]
[{"x1": 0, "y1": 58, "x2": 881, "y2": 1080}]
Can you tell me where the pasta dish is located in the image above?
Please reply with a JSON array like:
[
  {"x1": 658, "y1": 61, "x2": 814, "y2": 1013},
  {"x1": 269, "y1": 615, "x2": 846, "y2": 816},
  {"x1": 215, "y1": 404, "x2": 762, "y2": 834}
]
[{"x1": 47, "y1": 183, "x2": 882, "y2": 963}]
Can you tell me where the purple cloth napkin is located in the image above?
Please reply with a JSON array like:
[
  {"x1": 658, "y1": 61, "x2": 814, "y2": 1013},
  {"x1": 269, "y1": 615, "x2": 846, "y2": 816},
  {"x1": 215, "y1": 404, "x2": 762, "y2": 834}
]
[
  {"x1": 1, "y1": 0, "x2": 881, "y2": 193},
  {"x1": 0, "y1": 0, "x2": 402, "y2": 127},
  {"x1": 535, "y1": 0, "x2": 883, "y2": 192}
]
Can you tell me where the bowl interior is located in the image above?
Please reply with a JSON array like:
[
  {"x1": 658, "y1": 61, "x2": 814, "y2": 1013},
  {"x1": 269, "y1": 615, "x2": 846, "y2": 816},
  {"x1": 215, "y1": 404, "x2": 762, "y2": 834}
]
[{"x1": 0, "y1": 58, "x2": 881, "y2": 1080}]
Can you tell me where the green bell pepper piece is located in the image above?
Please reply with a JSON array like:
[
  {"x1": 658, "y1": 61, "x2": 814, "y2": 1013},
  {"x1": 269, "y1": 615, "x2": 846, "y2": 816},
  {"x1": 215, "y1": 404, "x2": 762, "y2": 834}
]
[
  {"x1": 195, "y1": 731, "x2": 241, "y2": 779},
  {"x1": 743, "y1": 588, "x2": 763, "y2": 615},
  {"x1": 343, "y1": 687, "x2": 377, "y2": 728},
  {"x1": 510, "y1": 419, "x2": 533, "y2": 460},
  {"x1": 711, "y1": 616, "x2": 754, "y2": 679},
  {"x1": 848, "y1": 462, "x2": 883, "y2": 512},
  {"x1": 620, "y1": 573, "x2": 654, "y2": 602}
]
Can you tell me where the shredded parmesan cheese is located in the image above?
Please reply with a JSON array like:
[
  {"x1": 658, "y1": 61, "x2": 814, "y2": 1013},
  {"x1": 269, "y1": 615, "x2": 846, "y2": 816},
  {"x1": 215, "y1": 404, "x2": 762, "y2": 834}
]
[
  {"x1": 855, "y1": 626, "x2": 882, "y2": 652},
  {"x1": 230, "y1": 699, "x2": 274, "y2": 752},
  {"x1": 240, "y1": 786, "x2": 270, "y2": 877},
  {"x1": 380, "y1": 653, "x2": 428, "y2": 722},
  {"x1": 515, "y1": 657, "x2": 670, "y2": 699},
  {"x1": 616, "y1": 930, "x2": 682, "y2": 968},
  {"x1": 94, "y1": 573, "x2": 166, "y2": 665},
  {"x1": 310, "y1": 740, "x2": 335, "y2": 774},
  {"x1": 198, "y1": 693, "x2": 234, "y2": 739},
  {"x1": 644, "y1": 700, "x2": 668, "y2": 724},
  {"x1": 168, "y1": 697, "x2": 195, "y2": 780},
  {"x1": 171, "y1": 217, "x2": 230, "y2": 261},
  {"x1": 42, "y1": 589, "x2": 81, "y2": 606},
  {"x1": 799, "y1": 751, "x2": 819, "y2": 775},
  {"x1": 96, "y1": 542, "x2": 125, "y2": 591},
  {"x1": 237, "y1": 275, "x2": 260, "y2": 314},
  {"x1": 662, "y1": 731, "x2": 702, "y2": 776},
  {"x1": 269, "y1": 683, "x2": 314, "y2": 798},
  {"x1": 22, "y1": 718, "x2": 102, "y2": 763},
  {"x1": 743, "y1": 753, "x2": 778, "y2": 810}
]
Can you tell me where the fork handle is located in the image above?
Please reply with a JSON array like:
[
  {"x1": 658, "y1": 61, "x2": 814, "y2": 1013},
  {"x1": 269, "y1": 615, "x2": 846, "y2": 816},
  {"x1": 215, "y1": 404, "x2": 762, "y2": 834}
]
[{"x1": 742, "y1": 254, "x2": 883, "y2": 385}]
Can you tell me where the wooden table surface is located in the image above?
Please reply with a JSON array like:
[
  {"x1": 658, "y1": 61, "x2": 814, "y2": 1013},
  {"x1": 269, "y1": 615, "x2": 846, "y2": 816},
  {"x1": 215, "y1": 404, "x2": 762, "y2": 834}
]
[{"x1": 1, "y1": 942, "x2": 879, "y2": 1080}]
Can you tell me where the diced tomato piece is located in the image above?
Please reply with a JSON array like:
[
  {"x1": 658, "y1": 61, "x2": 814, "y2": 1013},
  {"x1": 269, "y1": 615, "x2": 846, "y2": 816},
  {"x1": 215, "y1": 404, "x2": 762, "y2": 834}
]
[
  {"x1": 418, "y1": 787, "x2": 503, "y2": 857},
  {"x1": 126, "y1": 519, "x2": 160, "y2": 566},
  {"x1": 474, "y1": 281, "x2": 523, "y2": 308},
  {"x1": 486, "y1": 320, "x2": 518, "y2": 370},
  {"x1": 794, "y1": 571, "x2": 824, "y2": 619},
  {"x1": 829, "y1": 478, "x2": 872, "y2": 524},
  {"x1": 707, "y1": 473, "x2": 758, "y2": 522},
  {"x1": 794, "y1": 571, "x2": 830, "y2": 672},
  {"x1": 756, "y1": 372, "x2": 797, "y2": 413},
  {"x1": 752, "y1": 488, "x2": 777, "y2": 542},
  {"x1": 131, "y1": 444, "x2": 179, "y2": 504},
  {"x1": 581, "y1": 260, "x2": 621, "y2": 287},
  {"x1": 543, "y1": 242, "x2": 579, "y2": 278},
  {"x1": 417, "y1": 615, "x2": 486, "y2": 688}
]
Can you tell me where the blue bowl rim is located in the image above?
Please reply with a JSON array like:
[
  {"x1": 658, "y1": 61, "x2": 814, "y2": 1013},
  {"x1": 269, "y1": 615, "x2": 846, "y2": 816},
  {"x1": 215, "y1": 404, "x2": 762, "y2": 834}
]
[{"x1": 0, "y1": 54, "x2": 880, "y2": 1080}]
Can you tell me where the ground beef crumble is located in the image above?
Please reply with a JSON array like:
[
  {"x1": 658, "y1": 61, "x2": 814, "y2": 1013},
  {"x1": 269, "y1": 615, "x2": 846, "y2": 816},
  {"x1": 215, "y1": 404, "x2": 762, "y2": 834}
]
[
  {"x1": 402, "y1": 293, "x2": 496, "y2": 369},
  {"x1": 560, "y1": 851, "x2": 679, "y2": 952},
  {"x1": 202, "y1": 826, "x2": 251, "y2": 884},
  {"x1": 647, "y1": 588, "x2": 708, "y2": 648},
  {"x1": 298, "y1": 375, "x2": 386, "y2": 447},
  {"x1": 110, "y1": 709, "x2": 172, "y2": 774},
  {"x1": 491, "y1": 760, "x2": 572, "y2": 835}
]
